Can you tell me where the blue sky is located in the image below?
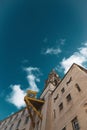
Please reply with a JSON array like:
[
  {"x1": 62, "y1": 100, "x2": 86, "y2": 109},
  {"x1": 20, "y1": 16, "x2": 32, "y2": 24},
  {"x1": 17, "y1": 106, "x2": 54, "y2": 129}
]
[{"x1": 0, "y1": 0, "x2": 87, "y2": 120}]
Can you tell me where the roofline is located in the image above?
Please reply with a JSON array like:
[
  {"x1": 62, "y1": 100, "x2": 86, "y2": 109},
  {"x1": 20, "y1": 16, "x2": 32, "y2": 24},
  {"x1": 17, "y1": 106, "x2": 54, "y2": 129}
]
[
  {"x1": 40, "y1": 63, "x2": 75, "y2": 97},
  {"x1": 1, "y1": 63, "x2": 87, "y2": 122},
  {"x1": 0, "y1": 107, "x2": 26, "y2": 122},
  {"x1": 40, "y1": 70, "x2": 60, "y2": 98},
  {"x1": 52, "y1": 63, "x2": 87, "y2": 93}
]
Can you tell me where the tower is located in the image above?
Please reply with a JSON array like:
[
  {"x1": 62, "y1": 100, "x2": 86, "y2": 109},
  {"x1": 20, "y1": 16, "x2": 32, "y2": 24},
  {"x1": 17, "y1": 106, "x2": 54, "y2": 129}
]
[
  {"x1": 40, "y1": 70, "x2": 61, "y2": 130},
  {"x1": 45, "y1": 70, "x2": 61, "y2": 92}
]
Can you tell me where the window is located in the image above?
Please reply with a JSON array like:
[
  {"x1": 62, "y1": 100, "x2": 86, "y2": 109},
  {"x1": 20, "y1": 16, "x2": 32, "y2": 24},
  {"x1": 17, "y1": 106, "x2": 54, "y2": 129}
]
[
  {"x1": 24, "y1": 116, "x2": 29, "y2": 124},
  {"x1": 72, "y1": 117, "x2": 80, "y2": 130},
  {"x1": 14, "y1": 114, "x2": 18, "y2": 120},
  {"x1": 21, "y1": 109, "x2": 25, "y2": 117},
  {"x1": 75, "y1": 83, "x2": 81, "y2": 92},
  {"x1": 53, "y1": 109, "x2": 56, "y2": 119},
  {"x1": 66, "y1": 94, "x2": 72, "y2": 102},
  {"x1": 59, "y1": 103, "x2": 63, "y2": 111},
  {"x1": 66, "y1": 77, "x2": 72, "y2": 85},
  {"x1": 4, "y1": 126, "x2": 7, "y2": 130},
  {"x1": 54, "y1": 94, "x2": 59, "y2": 102},
  {"x1": 37, "y1": 120, "x2": 39, "y2": 130},
  {"x1": 61, "y1": 88, "x2": 65, "y2": 93},
  {"x1": 10, "y1": 124, "x2": 14, "y2": 130},
  {"x1": 62, "y1": 127, "x2": 66, "y2": 130},
  {"x1": 2, "y1": 120, "x2": 6, "y2": 126},
  {"x1": 8, "y1": 117, "x2": 12, "y2": 124},
  {"x1": 16, "y1": 119, "x2": 21, "y2": 128}
]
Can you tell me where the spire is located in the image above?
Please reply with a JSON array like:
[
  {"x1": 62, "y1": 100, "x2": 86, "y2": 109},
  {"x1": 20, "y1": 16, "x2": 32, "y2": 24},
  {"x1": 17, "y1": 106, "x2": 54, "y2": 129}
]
[{"x1": 45, "y1": 70, "x2": 61, "y2": 88}]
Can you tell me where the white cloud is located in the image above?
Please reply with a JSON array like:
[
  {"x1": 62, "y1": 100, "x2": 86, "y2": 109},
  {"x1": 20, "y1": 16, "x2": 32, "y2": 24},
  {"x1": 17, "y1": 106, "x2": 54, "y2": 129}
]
[
  {"x1": 42, "y1": 38, "x2": 66, "y2": 55},
  {"x1": 6, "y1": 85, "x2": 26, "y2": 109},
  {"x1": 25, "y1": 67, "x2": 40, "y2": 92},
  {"x1": 6, "y1": 67, "x2": 41, "y2": 109},
  {"x1": 60, "y1": 43, "x2": 87, "y2": 73},
  {"x1": 25, "y1": 67, "x2": 39, "y2": 74},
  {"x1": 43, "y1": 47, "x2": 61, "y2": 55}
]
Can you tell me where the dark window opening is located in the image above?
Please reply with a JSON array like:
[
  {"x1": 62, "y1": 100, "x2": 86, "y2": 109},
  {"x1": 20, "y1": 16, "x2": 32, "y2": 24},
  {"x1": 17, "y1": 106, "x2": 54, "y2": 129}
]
[
  {"x1": 16, "y1": 119, "x2": 21, "y2": 128},
  {"x1": 2, "y1": 120, "x2": 6, "y2": 126},
  {"x1": 21, "y1": 109, "x2": 25, "y2": 117},
  {"x1": 61, "y1": 88, "x2": 65, "y2": 93},
  {"x1": 66, "y1": 94, "x2": 72, "y2": 102},
  {"x1": 75, "y1": 83, "x2": 81, "y2": 92},
  {"x1": 53, "y1": 109, "x2": 56, "y2": 119},
  {"x1": 72, "y1": 117, "x2": 80, "y2": 130},
  {"x1": 66, "y1": 77, "x2": 72, "y2": 85},
  {"x1": 54, "y1": 94, "x2": 59, "y2": 102},
  {"x1": 14, "y1": 114, "x2": 18, "y2": 120},
  {"x1": 4, "y1": 126, "x2": 7, "y2": 130},
  {"x1": 36, "y1": 120, "x2": 40, "y2": 130},
  {"x1": 25, "y1": 116, "x2": 29, "y2": 124},
  {"x1": 62, "y1": 127, "x2": 66, "y2": 130},
  {"x1": 59, "y1": 103, "x2": 63, "y2": 111}
]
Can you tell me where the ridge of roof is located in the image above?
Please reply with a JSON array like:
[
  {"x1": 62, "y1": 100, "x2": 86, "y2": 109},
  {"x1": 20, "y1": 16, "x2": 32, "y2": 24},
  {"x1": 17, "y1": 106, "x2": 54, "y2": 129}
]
[
  {"x1": 52, "y1": 63, "x2": 87, "y2": 93},
  {"x1": 0, "y1": 107, "x2": 26, "y2": 122},
  {"x1": 75, "y1": 63, "x2": 87, "y2": 73},
  {"x1": 1, "y1": 63, "x2": 87, "y2": 122}
]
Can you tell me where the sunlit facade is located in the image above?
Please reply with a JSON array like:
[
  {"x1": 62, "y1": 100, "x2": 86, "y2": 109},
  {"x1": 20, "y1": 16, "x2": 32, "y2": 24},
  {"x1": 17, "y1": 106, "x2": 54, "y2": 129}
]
[{"x1": 0, "y1": 63, "x2": 87, "y2": 130}]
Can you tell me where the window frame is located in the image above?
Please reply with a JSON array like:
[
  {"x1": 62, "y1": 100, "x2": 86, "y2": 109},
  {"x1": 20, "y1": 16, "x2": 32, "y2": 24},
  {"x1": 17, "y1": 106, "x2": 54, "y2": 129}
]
[
  {"x1": 59, "y1": 102, "x2": 63, "y2": 111},
  {"x1": 61, "y1": 87, "x2": 65, "y2": 94},
  {"x1": 66, "y1": 94, "x2": 72, "y2": 102},
  {"x1": 75, "y1": 83, "x2": 81, "y2": 92},
  {"x1": 62, "y1": 127, "x2": 66, "y2": 130},
  {"x1": 24, "y1": 116, "x2": 29, "y2": 124},
  {"x1": 16, "y1": 119, "x2": 21, "y2": 128},
  {"x1": 72, "y1": 117, "x2": 80, "y2": 130}
]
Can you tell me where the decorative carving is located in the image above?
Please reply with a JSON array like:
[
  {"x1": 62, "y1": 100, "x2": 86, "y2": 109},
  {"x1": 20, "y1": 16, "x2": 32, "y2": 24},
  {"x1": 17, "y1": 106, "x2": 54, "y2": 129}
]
[{"x1": 45, "y1": 70, "x2": 61, "y2": 88}]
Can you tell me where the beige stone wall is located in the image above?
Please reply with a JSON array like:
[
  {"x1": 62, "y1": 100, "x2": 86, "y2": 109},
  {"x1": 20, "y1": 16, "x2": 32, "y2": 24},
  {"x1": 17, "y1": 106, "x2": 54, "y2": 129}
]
[
  {"x1": 40, "y1": 84, "x2": 53, "y2": 130},
  {"x1": 52, "y1": 64, "x2": 87, "y2": 130},
  {"x1": 1, "y1": 64, "x2": 87, "y2": 130},
  {"x1": 0, "y1": 108, "x2": 30, "y2": 130}
]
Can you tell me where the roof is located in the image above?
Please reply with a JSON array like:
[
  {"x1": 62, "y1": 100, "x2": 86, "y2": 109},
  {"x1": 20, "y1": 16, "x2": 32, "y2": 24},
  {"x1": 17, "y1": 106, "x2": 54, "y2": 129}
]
[
  {"x1": 52, "y1": 63, "x2": 87, "y2": 93},
  {"x1": 1, "y1": 63, "x2": 87, "y2": 122},
  {"x1": 0, "y1": 107, "x2": 26, "y2": 122}
]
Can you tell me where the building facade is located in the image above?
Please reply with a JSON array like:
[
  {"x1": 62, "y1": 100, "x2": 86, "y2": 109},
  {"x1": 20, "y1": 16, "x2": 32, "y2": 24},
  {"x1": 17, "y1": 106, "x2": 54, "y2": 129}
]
[{"x1": 0, "y1": 63, "x2": 87, "y2": 130}]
